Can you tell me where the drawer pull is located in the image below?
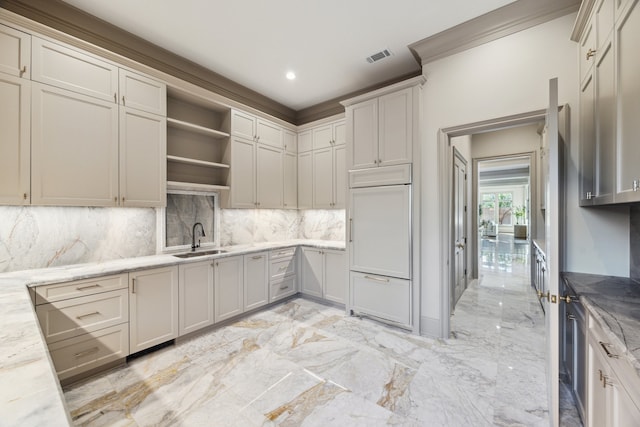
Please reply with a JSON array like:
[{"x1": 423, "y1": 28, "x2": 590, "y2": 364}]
[
  {"x1": 278, "y1": 266, "x2": 287, "y2": 271},
  {"x1": 277, "y1": 251, "x2": 291, "y2": 256},
  {"x1": 279, "y1": 285, "x2": 289, "y2": 290},
  {"x1": 74, "y1": 347, "x2": 99, "y2": 358},
  {"x1": 252, "y1": 255, "x2": 263, "y2": 260},
  {"x1": 76, "y1": 311, "x2": 101, "y2": 320},
  {"x1": 364, "y1": 275, "x2": 390, "y2": 283},
  {"x1": 599, "y1": 341, "x2": 619, "y2": 359},
  {"x1": 76, "y1": 284, "x2": 101, "y2": 291}
]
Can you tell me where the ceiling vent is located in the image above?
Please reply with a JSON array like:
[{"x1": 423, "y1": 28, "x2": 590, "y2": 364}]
[{"x1": 366, "y1": 49, "x2": 392, "y2": 64}]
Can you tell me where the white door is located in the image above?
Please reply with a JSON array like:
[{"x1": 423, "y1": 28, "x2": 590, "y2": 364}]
[
  {"x1": 452, "y1": 150, "x2": 467, "y2": 309},
  {"x1": 350, "y1": 185, "x2": 411, "y2": 279},
  {"x1": 544, "y1": 77, "x2": 561, "y2": 426}
]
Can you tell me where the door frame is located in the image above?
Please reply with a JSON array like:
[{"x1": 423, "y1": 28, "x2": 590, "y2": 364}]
[
  {"x1": 472, "y1": 152, "x2": 536, "y2": 280},
  {"x1": 451, "y1": 147, "x2": 468, "y2": 313},
  {"x1": 438, "y1": 108, "x2": 547, "y2": 338}
]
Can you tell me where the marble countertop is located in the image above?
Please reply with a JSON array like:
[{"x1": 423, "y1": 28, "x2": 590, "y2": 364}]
[
  {"x1": 0, "y1": 239, "x2": 345, "y2": 427},
  {"x1": 562, "y1": 272, "x2": 640, "y2": 377}
]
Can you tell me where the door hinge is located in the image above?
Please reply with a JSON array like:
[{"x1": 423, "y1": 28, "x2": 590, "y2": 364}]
[{"x1": 464, "y1": 205, "x2": 467, "y2": 213}]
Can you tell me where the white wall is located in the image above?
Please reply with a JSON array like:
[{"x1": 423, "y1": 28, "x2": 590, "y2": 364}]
[{"x1": 419, "y1": 12, "x2": 629, "y2": 337}]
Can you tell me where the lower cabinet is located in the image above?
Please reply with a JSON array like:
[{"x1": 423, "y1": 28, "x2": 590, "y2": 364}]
[
  {"x1": 178, "y1": 261, "x2": 214, "y2": 336},
  {"x1": 244, "y1": 252, "x2": 269, "y2": 311},
  {"x1": 349, "y1": 271, "x2": 411, "y2": 326},
  {"x1": 300, "y1": 248, "x2": 347, "y2": 304},
  {"x1": 129, "y1": 266, "x2": 179, "y2": 354},
  {"x1": 269, "y1": 247, "x2": 298, "y2": 302},
  {"x1": 214, "y1": 255, "x2": 244, "y2": 322}
]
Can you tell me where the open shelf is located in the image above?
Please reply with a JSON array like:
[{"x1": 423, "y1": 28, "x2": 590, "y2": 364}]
[
  {"x1": 167, "y1": 155, "x2": 229, "y2": 169},
  {"x1": 167, "y1": 181, "x2": 230, "y2": 192},
  {"x1": 167, "y1": 117, "x2": 230, "y2": 139}
]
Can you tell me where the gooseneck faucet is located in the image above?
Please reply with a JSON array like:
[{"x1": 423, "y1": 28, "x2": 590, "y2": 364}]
[{"x1": 192, "y1": 222, "x2": 205, "y2": 251}]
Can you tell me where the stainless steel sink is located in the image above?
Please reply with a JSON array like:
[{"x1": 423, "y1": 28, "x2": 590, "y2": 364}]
[{"x1": 173, "y1": 249, "x2": 227, "y2": 258}]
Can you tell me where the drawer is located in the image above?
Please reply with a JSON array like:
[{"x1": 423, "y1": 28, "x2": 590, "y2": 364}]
[
  {"x1": 37, "y1": 288, "x2": 128, "y2": 344},
  {"x1": 270, "y1": 276, "x2": 297, "y2": 302},
  {"x1": 350, "y1": 272, "x2": 411, "y2": 326},
  {"x1": 48, "y1": 323, "x2": 129, "y2": 381},
  {"x1": 35, "y1": 274, "x2": 128, "y2": 304},
  {"x1": 31, "y1": 37, "x2": 118, "y2": 102},
  {"x1": 270, "y1": 256, "x2": 296, "y2": 281},
  {"x1": 270, "y1": 247, "x2": 297, "y2": 260}
]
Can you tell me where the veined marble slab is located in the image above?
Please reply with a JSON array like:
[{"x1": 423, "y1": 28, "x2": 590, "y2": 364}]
[
  {"x1": 0, "y1": 239, "x2": 344, "y2": 427},
  {"x1": 562, "y1": 272, "x2": 640, "y2": 379}
]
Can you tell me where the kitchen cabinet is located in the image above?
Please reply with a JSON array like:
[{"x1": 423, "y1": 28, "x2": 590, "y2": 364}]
[
  {"x1": 284, "y1": 129, "x2": 297, "y2": 154},
  {"x1": 119, "y1": 107, "x2": 166, "y2": 207},
  {"x1": 349, "y1": 87, "x2": 414, "y2": 170},
  {"x1": 350, "y1": 271, "x2": 411, "y2": 326},
  {"x1": 298, "y1": 130, "x2": 312, "y2": 153},
  {"x1": 587, "y1": 314, "x2": 640, "y2": 426},
  {"x1": 300, "y1": 247, "x2": 347, "y2": 304},
  {"x1": 256, "y1": 144, "x2": 283, "y2": 208},
  {"x1": 297, "y1": 151, "x2": 313, "y2": 209},
  {"x1": 0, "y1": 22, "x2": 30, "y2": 78},
  {"x1": 34, "y1": 273, "x2": 129, "y2": 382},
  {"x1": 214, "y1": 255, "x2": 244, "y2": 322},
  {"x1": 312, "y1": 120, "x2": 345, "y2": 150},
  {"x1": 118, "y1": 69, "x2": 166, "y2": 116},
  {"x1": 284, "y1": 151, "x2": 298, "y2": 209},
  {"x1": 178, "y1": 261, "x2": 214, "y2": 336},
  {"x1": 244, "y1": 252, "x2": 269, "y2": 311},
  {"x1": 269, "y1": 247, "x2": 297, "y2": 302},
  {"x1": 231, "y1": 109, "x2": 283, "y2": 149},
  {"x1": 574, "y1": 0, "x2": 640, "y2": 205},
  {"x1": 0, "y1": 73, "x2": 30, "y2": 205},
  {"x1": 129, "y1": 266, "x2": 179, "y2": 354},
  {"x1": 312, "y1": 144, "x2": 346, "y2": 209},
  {"x1": 31, "y1": 82, "x2": 119, "y2": 206}
]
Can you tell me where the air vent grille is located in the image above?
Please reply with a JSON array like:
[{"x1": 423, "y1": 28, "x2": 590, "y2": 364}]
[{"x1": 366, "y1": 49, "x2": 392, "y2": 64}]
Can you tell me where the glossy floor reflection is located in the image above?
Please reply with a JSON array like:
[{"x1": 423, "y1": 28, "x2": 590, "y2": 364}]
[{"x1": 63, "y1": 235, "x2": 579, "y2": 426}]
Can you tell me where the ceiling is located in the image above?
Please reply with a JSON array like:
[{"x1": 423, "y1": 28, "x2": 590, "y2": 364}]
[
  {"x1": 59, "y1": 0, "x2": 517, "y2": 111},
  {"x1": 478, "y1": 157, "x2": 531, "y2": 187}
]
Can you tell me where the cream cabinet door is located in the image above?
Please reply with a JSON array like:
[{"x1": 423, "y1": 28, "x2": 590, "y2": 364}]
[
  {"x1": 119, "y1": 107, "x2": 166, "y2": 207},
  {"x1": 231, "y1": 109, "x2": 256, "y2": 140},
  {"x1": 284, "y1": 130, "x2": 297, "y2": 153},
  {"x1": 579, "y1": 72, "x2": 596, "y2": 205},
  {"x1": 0, "y1": 23, "x2": 30, "y2": 78},
  {"x1": 350, "y1": 98, "x2": 378, "y2": 169},
  {"x1": 256, "y1": 118, "x2": 282, "y2": 148},
  {"x1": 297, "y1": 151, "x2": 313, "y2": 209},
  {"x1": 312, "y1": 147, "x2": 333, "y2": 208},
  {"x1": 229, "y1": 136, "x2": 256, "y2": 208},
  {"x1": 244, "y1": 252, "x2": 269, "y2": 311},
  {"x1": 178, "y1": 261, "x2": 214, "y2": 336},
  {"x1": 119, "y1": 69, "x2": 166, "y2": 116},
  {"x1": 284, "y1": 151, "x2": 298, "y2": 209},
  {"x1": 312, "y1": 124, "x2": 333, "y2": 150},
  {"x1": 301, "y1": 248, "x2": 323, "y2": 298},
  {"x1": 594, "y1": 38, "x2": 615, "y2": 204},
  {"x1": 32, "y1": 82, "x2": 119, "y2": 206},
  {"x1": 0, "y1": 74, "x2": 30, "y2": 205},
  {"x1": 214, "y1": 256, "x2": 244, "y2": 322},
  {"x1": 378, "y1": 87, "x2": 413, "y2": 167},
  {"x1": 333, "y1": 145, "x2": 346, "y2": 208},
  {"x1": 256, "y1": 144, "x2": 283, "y2": 208},
  {"x1": 350, "y1": 272, "x2": 411, "y2": 326},
  {"x1": 324, "y1": 250, "x2": 347, "y2": 304},
  {"x1": 32, "y1": 37, "x2": 118, "y2": 103},
  {"x1": 129, "y1": 266, "x2": 179, "y2": 354},
  {"x1": 298, "y1": 130, "x2": 312, "y2": 153}
]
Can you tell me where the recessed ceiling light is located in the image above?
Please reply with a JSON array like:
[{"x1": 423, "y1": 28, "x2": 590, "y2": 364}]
[{"x1": 286, "y1": 71, "x2": 296, "y2": 80}]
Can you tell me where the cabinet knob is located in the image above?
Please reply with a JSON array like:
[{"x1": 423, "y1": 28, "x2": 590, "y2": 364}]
[
  {"x1": 20, "y1": 65, "x2": 26, "y2": 77},
  {"x1": 586, "y1": 48, "x2": 596, "y2": 60},
  {"x1": 23, "y1": 193, "x2": 27, "y2": 200}
]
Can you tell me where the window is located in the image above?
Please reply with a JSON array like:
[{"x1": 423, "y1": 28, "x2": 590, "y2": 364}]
[
  {"x1": 161, "y1": 191, "x2": 218, "y2": 251},
  {"x1": 479, "y1": 191, "x2": 514, "y2": 226}
]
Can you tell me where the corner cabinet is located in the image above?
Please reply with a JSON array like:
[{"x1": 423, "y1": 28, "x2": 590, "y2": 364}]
[
  {"x1": 300, "y1": 247, "x2": 347, "y2": 304},
  {"x1": 574, "y1": 0, "x2": 640, "y2": 205},
  {"x1": 129, "y1": 266, "x2": 179, "y2": 354}
]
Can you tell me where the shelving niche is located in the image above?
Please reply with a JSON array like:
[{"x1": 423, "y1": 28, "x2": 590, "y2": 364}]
[{"x1": 166, "y1": 89, "x2": 231, "y2": 192}]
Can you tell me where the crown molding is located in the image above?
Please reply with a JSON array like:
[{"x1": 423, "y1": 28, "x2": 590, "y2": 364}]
[
  {"x1": 570, "y1": 0, "x2": 596, "y2": 41},
  {"x1": 409, "y1": 0, "x2": 581, "y2": 65},
  {"x1": 0, "y1": 0, "x2": 298, "y2": 123}
]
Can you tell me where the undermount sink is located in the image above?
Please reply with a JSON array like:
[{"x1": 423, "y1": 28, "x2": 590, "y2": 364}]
[{"x1": 173, "y1": 249, "x2": 227, "y2": 258}]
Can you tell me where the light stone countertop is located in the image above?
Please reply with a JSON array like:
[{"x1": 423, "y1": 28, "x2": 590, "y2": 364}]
[
  {"x1": 0, "y1": 240, "x2": 345, "y2": 427},
  {"x1": 562, "y1": 272, "x2": 640, "y2": 379}
]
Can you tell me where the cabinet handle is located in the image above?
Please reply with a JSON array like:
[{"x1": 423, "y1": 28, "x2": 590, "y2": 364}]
[
  {"x1": 23, "y1": 192, "x2": 28, "y2": 200},
  {"x1": 599, "y1": 341, "x2": 619, "y2": 359},
  {"x1": 114, "y1": 93, "x2": 117, "y2": 103},
  {"x1": 586, "y1": 48, "x2": 596, "y2": 60},
  {"x1": 122, "y1": 95, "x2": 125, "y2": 105},
  {"x1": 633, "y1": 179, "x2": 639, "y2": 192},
  {"x1": 566, "y1": 313, "x2": 575, "y2": 320},
  {"x1": 76, "y1": 311, "x2": 100, "y2": 320},
  {"x1": 19, "y1": 65, "x2": 26, "y2": 77},
  {"x1": 349, "y1": 218, "x2": 353, "y2": 242},
  {"x1": 278, "y1": 266, "x2": 287, "y2": 271},
  {"x1": 252, "y1": 255, "x2": 263, "y2": 260},
  {"x1": 131, "y1": 278, "x2": 136, "y2": 294},
  {"x1": 364, "y1": 275, "x2": 390, "y2": 283},
  {"x1": 76, "y1": 284, "x2": 101, "y2": 291},
  {"x1": 74, "y1": 347, "x2": 100, "y2": 358},
  {"x1": 279, "y1": 285, "x2": 289, "y2": 290}
]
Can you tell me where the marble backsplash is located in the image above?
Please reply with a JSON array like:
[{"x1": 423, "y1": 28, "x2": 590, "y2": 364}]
[
  {"x1": 166, "y1": 194, "x2": 215, "y2": 248},
  {"x1": 0, "y1": 206, "x2": 156, "y2": 273},
  {"x1": 0, "y1": 203, "x2": 345, "y2": 273}
]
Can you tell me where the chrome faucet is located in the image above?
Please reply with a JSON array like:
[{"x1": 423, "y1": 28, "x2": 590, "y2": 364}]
[{"x1": 191, "y1": 222, "x2": 205, "y2": 251}]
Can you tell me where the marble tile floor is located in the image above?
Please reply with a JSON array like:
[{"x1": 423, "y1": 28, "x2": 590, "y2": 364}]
[{"x1": 63, "y1": 238, "x2": 580, "y2": 426}]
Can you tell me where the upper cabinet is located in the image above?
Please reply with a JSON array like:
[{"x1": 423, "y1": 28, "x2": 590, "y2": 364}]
[
  {"x1": 575, "y1": 0, "x2": 640, "y2": 205},
  {"x1": 347, "y1": 86, "x2": 416, "y2": 170},
  {"x1": 119, "y1": 69, "x2": 166, "y2": 116},
  {"x1": 0, "y1": 23, "x2": 30, "y2": 78},
  {"x1": 231, "y1": 109, "x2": 283, "y2": 149}
]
